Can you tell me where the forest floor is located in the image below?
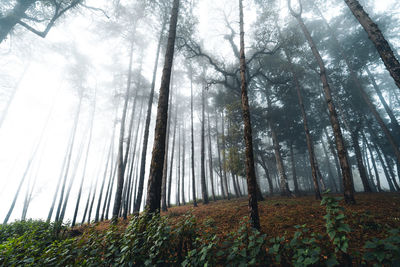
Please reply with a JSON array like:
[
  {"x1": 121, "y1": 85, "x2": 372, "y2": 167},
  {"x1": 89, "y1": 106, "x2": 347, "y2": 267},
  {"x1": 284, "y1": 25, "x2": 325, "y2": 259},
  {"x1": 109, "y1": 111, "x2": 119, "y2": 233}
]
[
  {"x1": 92, "y1": 193, "x2": 400, "y2": 257},
  {"x1": 162, "y1": 193, "x2": 400, "y2": 255}
]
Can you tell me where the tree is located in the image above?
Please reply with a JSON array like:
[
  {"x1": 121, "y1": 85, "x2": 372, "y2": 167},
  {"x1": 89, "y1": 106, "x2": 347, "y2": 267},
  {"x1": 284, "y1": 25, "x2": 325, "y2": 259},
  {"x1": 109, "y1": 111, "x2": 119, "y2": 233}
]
[
  {"x1": 145, "y1": 0, "x2": 180, "y2": 213},
  {"x1": 0, "y1": 0, "x2": 84, "y2": 43},
  {"x1": 288, "y1": 0, "x2": 355, "y2": 204},
  {"x1": 238, "y1": 0, "x2": 260, "y2": 230},
  {"x1": 343, "y1": 0, "x2": 400, "y2": 90},
  {"x1": 200, "y1": 83, "x2": 209, "y2": 204}
]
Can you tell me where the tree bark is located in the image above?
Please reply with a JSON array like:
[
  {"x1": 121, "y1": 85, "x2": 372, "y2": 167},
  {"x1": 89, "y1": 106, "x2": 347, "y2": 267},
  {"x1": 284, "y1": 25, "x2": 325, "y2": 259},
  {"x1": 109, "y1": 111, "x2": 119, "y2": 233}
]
[
  {"x1": 207, "y1": 106, "x2": 216, "y2": 201},
  {"x1": 215, "y1": 113, "x2": 227, "y2": 198},
  {"x1": 200, "y1": 85, "x2": 209, "y2": 204},
  {"x1": 189, "y1": 66, "x2": 198, "y2": 207},
  {"x1": 239, "y1": 0, "x2": 260, "y2": 230},
  {"x1": 343, "y1": 0, "x2": 400, "y2": 90},
  {"x1": 112, "y1": 40, "x2": 135, "y2": 222},
  {"x1": 181, "y1": 120, "x2": 186, "y2": 205},
  {"x1": 134, "y1": 21, "x2": 166, "y2": 212},
  {"x1": 289, "y1": 142, "x2": 300, "y2": 195},
  {"x1": 161, "y1": 81, "x2": 174, "y2": 212},
  {"x1": 270, "y1": 122, "x2": 291, "y2": 196},
  {"x1": 351, "y1": 131, "x2": 372, "y2": 192},
  {"x1": 145, "y1": 0, "x2": 180, "y2": 213},
  {"x1": 289, "y1": 1, "x2": 355, "y2": 203}
]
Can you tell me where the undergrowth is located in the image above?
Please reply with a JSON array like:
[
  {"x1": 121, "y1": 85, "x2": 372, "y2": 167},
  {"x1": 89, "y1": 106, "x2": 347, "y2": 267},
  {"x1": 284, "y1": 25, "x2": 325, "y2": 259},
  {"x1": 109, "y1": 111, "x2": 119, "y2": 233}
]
[{"x1": 0, "y1": 194, "x2": 399, "y2": 266}]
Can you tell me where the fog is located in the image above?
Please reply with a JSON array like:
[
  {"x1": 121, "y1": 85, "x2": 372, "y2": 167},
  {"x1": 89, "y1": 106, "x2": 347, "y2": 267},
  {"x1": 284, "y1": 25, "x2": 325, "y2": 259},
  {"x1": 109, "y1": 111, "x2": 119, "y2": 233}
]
[{"x1": 0, "y1": 0, "x2": 399, "y2": 225}]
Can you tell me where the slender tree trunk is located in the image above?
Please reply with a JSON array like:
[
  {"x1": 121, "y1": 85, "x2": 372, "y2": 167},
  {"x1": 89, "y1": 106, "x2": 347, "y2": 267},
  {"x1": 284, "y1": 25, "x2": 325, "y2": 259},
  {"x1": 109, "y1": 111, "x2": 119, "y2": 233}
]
[
  {"x1": 343, "y1": 0, "x2": 400, "y2": 90},
  {"x1": 181, "y1": 121, "x2": 186, "y2": 205},
  {"x1": 201, "y1": 85, "x2": 209, "y2": 204},
  {"x1": 105, "y1": 157, "x2": 118, "y2": 220},
  {"x1": 71, "y1": 97, "x2": 100, "y2": 226},
  {"x1": 54, "y1": 96, "x2": 83, "y2": 222},
  {"x1": 58, "y1": 129, "x2": 87, "y2": 223},
  {"x1": 324, "y1": 128, "x2": 343, "y2": 192},
  {"x1": 206, "y1": 96, "x2": 216, "y2": 201},
  {"x1": 289, "y1": 2, "x2": 355, "y2": 203},
  {"x1": 221, "y1": 112, "x2": 230, "y2": 199},
  {"x1": 134, "y1": 22, "x2": 166, "y2": 212},
  {"x1": 374, "y1": 144, "x2": 396, "y2": 191},
  {"x1": 163, "y1": 90, "x2": 176, "y2": 211},
  {"x1": 95, "y1": 142, "x2": 113, "y2": 222},
  {"x1": 215, "y1": 113, "x2": 226, "y2": 198},
  {"x1": 351, "y1": 131, "x2": 372, "y2": 192},
  {"x1": 239, "y1": 0, "x2": 260, "y2": 230},
  {"x1": 189, "y1": 66, "x2": 198, "y2": 207},
  {"x1": 100, "y1": 135, "x2": 116, "y2": 222},
  {"x1": 161, "y1": 88, "x2": 173, "y2": 211},
  {"x1": 145, "y1": 0, "x2": 180, "y2": 213},
  {"x1": 270, "y1": 122, "x2": 291, "y2": 196},
  {"x1": 289, "y1": 142, "x2": 299, "y2": 194},
  {"x1": 259, "y1": 155, "x2": 274, "y2": 195},
  {"x1": 321, "y1": 141, "x2": 339, "y2": 193},
  {"x1": 81, "y1": 180, "x2": 93, "y2": 224},
  {"x1": 177, "y1": 125, "x2": 181, "y2": 206},
  {"x1": 367, "y1": 139, "x2": 381, "y2": 192},
  {"x1": 112, "y1": 40, "x2": 135, "y2": 222}
]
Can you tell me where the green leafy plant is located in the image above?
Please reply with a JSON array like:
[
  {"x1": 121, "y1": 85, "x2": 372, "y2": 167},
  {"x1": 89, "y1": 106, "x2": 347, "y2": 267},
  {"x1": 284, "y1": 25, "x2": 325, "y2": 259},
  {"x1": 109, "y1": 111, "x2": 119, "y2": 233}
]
[{"x1": 363, "y1": 228, "x2": 400, "y2": 266}]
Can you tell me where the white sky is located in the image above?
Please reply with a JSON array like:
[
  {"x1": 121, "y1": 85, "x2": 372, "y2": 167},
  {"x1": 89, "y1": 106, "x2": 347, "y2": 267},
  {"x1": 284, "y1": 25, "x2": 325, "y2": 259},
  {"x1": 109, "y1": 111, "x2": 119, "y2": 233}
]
[{"x1": 0, "y1": 0, "x2": 398, "y2": 223}]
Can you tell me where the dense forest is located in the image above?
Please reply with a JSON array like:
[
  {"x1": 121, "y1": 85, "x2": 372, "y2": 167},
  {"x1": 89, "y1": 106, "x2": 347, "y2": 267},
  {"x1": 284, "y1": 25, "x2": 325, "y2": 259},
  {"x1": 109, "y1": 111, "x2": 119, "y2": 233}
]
[{"x1": 1, "y1": 0, "x2": 400, "y2": 265}]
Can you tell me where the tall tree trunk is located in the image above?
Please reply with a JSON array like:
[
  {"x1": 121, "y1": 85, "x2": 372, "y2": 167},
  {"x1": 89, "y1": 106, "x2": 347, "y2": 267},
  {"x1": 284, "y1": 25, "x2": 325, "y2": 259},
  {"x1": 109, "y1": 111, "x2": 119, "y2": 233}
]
[
  {"x1": 289, "y1": 1, "x2": 355, "y2": 204},
  {"x1": 134, "y1": 22, "x2": 166, "y2": 212},
  {"x1": 177, "y1": 124, "x2": 181, "y2": 206},
  {"x1": 215, "y1": 113, "x2": 226, "y2": 198},
  {"x1": 289, "y1": 142, "x2": 300, "y2": 195},
  {"x1": 58, "y1": 128, "x2": 87, "y2": 223},
  {"x1": 54, "y1": 96, "x2": 83, "y2": 222},
  {"x1": 181, "y1": 121, "x2": 186, "y2": 205},
  {"x1": 145, "y1": 0, "x2": 180, "y2": 213},
  {"x1": 81, "y1": 180, "x2": 93, "y2": 224},
  {"x1": 221, "y1": 112, "x2": 230, "y2": 199},
  {"x1": 239, "y1": 0, "x2": 260, "y2": 230},
  {"x1": 259, "y1": 155, "x2": 274, "y2": 195},
  {"x1": 95, "y1": 142, "x2": 113, "y2": 222},
  {"x1": 351, "y1": 131, "x2": 372, "y2": 192},
  {"x1": 189, "y1": 66, "x2": 198, "y2": 207},
  {"x1": 366, "y1": 139, "x2": 381, "y2": 191},
  {"x1": 163, "y1": 90, "x2": 176, "y2": 211},
  {"x1": 207, "y1": 109, "x2": 216, "y2": 201},
  {"x1": 321, "y1": 141, "x2": 339, "y2": 193},
  {"x1": 200, "y1": 85, "x2": 209, "y2": 204},
  {"x1": 161, "y1": 88, "x2": 173, "y2": 211},
  {"x1": 71, "y1": 96, "x2": 101, "y2": 226},
  {"x1": 270, "y1": 122, "x2": 291, "y2": 196},
  {"x1": 374, "y1": 143, "x2": 396, "y2": 191},
  {"x1": 105, "y1": 157, "x2": 118, "y2": 220},
  {"x1": 112, "y1": 40, "x2": 135, "y2": 222},
  {"x1": 324, "y1": 128, "x2": 343, "y2": 192},
  {"x1": 343, "y1": 0, "x2": 400, "y2": 90}
]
